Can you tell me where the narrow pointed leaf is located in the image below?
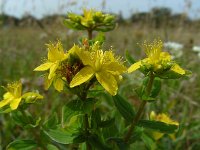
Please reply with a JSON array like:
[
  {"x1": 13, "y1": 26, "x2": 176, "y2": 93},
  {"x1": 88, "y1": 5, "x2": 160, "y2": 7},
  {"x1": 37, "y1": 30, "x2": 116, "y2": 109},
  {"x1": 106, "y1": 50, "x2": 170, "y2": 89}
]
[
  {"x1": 138, "y1": 120, "x2": 179, "y2": 133},
  {"x1": 125, "y1": 50, "x2": 136, "y2": 64},
  {"x1": 141, "y1": 133, "x2": 156, "y2": 150},
  {"x1": 113, "y1": 94, "x2": 135, "y2": 123},
  {"x1": 7, "y1": 140, "x2": 38, "y2": 150}
]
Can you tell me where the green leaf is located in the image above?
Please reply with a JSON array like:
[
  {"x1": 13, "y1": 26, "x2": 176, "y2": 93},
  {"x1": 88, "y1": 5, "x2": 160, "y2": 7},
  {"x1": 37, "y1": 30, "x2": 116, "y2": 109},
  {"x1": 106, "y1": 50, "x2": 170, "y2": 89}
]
[
  {"x1": 88, "y1": 134, "x2": 111, "y2": 150},
  {"x1": 47, "y1": 144, "x2": 59, "y2": 150},
  {"x1": 125, "y1": 50, "x2": 136, "y2": 64},
  {"x1": 25, "y1": 117, "x2": 41, "y2": 128},
  {"x1": 94, "y1": 32, "x2": 105, "y2": 44},
  {"x1": 102, "y1": 123, "x2": 119, "y2": 139},
  {"x1": 62, "y1": 99, "x2": 97, "y2": 127},
  {"x1": 63, "y1": 19, "x2": 85, "y2": 30},
  {"x1": 83, "y1": 98, "x2": 98, "y2": 114},
  {"x1": 99, "y1": 118, "x2": 115, "y2": 128},
  {"x1": 150, "y1": 77, "x2": 161, "y2": 98},
  {"x1": 158, "y1": 69, "x2": 191, "y2": 79},
  {"x1": 91, "y1": 109, "x2": 101, "y2": 129},
  {"x1": 128, "y1": 127, "x2": 144, "y2": 144},
  {"x1": 135, "y1": 77, "x2": 161, "y2": 102},
  {"x1": 11, "y1": 111, "x2": 33, "y2": 127},
  {"x1": 141, "y1": 133, "x2": 156, "y2": 150},
  {"x1": 138, "y1": 120, "x2": 179, "y2": 133},
  {"x1": 7, "y1": 140, "x2": 38, "y2": 150},
  {"x1": 44, "y1": 112, "x2": 58, "y2": 129},
  {"x1": 80, "y1": 143, "x2": 87, "y2": 150},
  {"x1": 113, "y1": 94, "x2": 135, "y2": 123},
  {"x1": 0, "y1": 105, "x2": 12, "y2": 113},
  {"x1": 135, "y1": 77, "x2": 148, "y2": 99},
  {"x1": 43, "y1": 115, "x2": 82, "y2": 144},
  {"x1": 61, "y1": 101, "x2": 79, "y2": 126},
  {"x1": 43, "y1": 126, "x2": 76, "y2": 144},
  {"x1": 95, "y1": 24, "x2": 115, "y2": 32},
  {"x1": 141, "y1": 95, "x2": 156, "y2": 102},
  {"x1": 107, "y1": 137, "x2": 129, "y2": 150},
  {"x1": 11, "y1": 110, "x2": 41, "y2": 129},
  {"x1": 104, "y1": 15, "x2": 115, "y2": 23},
  {"x1": 73, "y1": 133, "x2": 86, "y2": 143}
]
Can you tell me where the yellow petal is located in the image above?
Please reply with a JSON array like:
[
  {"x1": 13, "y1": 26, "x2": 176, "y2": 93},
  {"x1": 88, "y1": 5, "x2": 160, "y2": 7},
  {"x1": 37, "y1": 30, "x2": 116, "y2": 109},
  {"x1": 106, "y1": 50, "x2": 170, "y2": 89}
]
[
  {"x1": 96, "y1": 71, "x2": 118, "y2": 96},
  {"x1": 70, "y1": 66, "x2": 94, "y2": 88},
  {"x1": 150, "y1": 111, "x2": 156, "y2": 120},
  {"x1": 128, "y1": 61, "x2": 142, "y2": 73},
  {"x1": 152, "y1": 112, "x2": 179, "y2": 126},
  {"x1": 152, "y1": 132, "x2": 164, "y2": 140},
  {"x1": 0, "y1": 98, "x2": 12, "y2": 108},
  {"x1": 104, "y1": 62, "x2": 127, "y2": 75},
  {"x1": 48, "y1": 63, "x2": 59, "y2": 79},
  {"x1": 53, "y1": 78, "x2": 64, "y2": 92},
  {"x1": 160, "y1": 52, "x2": 171, "y2": 61},
  {"x1": 150, "y1": 111, "x2": 179, "y2": 141},
  {"x1": 170, "y1": 64, "x2": 185, "y2": 75},
  {"x1": 169, "y1": 134, "x2": 176, "y2": 140},
  {"x1": 10, "y1": 98, "x2": 21, "y2": 110},
  {"x1": 3, "y1": 92, "x2": 14, "y2": 100},
  {"x1": 14, "y1": 81, "x2": 22, "y2": 98},
  {"x1": 34, "y1": 62, "x2": 53, "y2": 71},
  {"x1": 5, "y1": 81, "x2": 22, "y2": 98},
  {"x1": 68, "y1": 45, "x2": 79, "y2": 55},
  {"x1": 44, "y1": 76, "x2": 54, "y2": 90},
  {"x1": 76, "y1": 50, "x2": 93, "y2": 66},
  {"x1": 47, "y1": 41, "x2": 65, "y2": 62}
]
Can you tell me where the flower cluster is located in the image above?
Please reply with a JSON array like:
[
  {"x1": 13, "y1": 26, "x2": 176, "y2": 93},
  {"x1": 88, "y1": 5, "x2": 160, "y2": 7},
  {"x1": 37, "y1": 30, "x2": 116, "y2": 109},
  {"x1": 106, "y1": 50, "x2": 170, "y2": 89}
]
[
  {"x1": 128, "y1": 39, "x2": 186, "y2": 77},
  {"x1": 64, "y1": 9, "x2": 116, "y2": 32},
  {"x1": 0, "y1": 81, "x2": 43, "y2": 112},
  {"x1": 70, "y1": 42, "x2": 127, "y2": 95},
  {"x1": 150, "y1": 111, "x2": 179, "y2": 140},
  {"x1": 34, "y1": 41, "x2": 126, "y2": 95},
  {"x1": 34, "y1": 41, "x2": 82, "y2": 91}
]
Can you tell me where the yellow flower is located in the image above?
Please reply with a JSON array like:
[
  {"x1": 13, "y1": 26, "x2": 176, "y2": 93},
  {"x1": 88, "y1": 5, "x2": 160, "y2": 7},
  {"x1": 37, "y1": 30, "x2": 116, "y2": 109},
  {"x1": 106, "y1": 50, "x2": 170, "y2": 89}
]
[
  {"x1": 34, "y1": 41, "x2": 78, "y2": 91},
  {"x1": 34, "y1": 41, "x2": 67, "y2": 79},
  {"x1": 0, "y1": 81, "x2": 43, "y2": 111},
  {"x1": 128, "y1": 39, "x2": 185, "y2": 75},
  {"x1": 150, "y1": 111, "x2": 179, "y2": 140},
  {"x1": 70, "y1": 43, "x2": 127, "y2": 95}
]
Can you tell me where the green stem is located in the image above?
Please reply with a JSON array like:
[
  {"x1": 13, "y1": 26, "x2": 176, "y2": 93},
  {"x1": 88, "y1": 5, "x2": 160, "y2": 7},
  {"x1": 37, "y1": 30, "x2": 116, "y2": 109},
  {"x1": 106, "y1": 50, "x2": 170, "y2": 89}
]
[
  {"x1": 80, "y1": 92, "x2": 91, "y2": 150},
  {"x1": 124, "y1": 72, "x2": 155, "y2": 143},
  {"x1": 88, "y1": 29, "x2": 93, "y2": 40},
  {"x1": 84, "y1": 114, "x2": 89, "y2": 133},
  {"x1": 85, "y1": 114, "x2": 92, "y2": 150},
  {"x1": 82, "y1": 28, "x2": 94, "y2": 150}
]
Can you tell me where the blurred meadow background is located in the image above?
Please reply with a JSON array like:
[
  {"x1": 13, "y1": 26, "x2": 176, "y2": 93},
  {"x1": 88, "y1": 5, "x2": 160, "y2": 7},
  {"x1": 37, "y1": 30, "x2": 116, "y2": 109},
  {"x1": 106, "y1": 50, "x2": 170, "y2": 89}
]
[{"x1": 0, "y1": 0, "x2": 200, "y2": 149}]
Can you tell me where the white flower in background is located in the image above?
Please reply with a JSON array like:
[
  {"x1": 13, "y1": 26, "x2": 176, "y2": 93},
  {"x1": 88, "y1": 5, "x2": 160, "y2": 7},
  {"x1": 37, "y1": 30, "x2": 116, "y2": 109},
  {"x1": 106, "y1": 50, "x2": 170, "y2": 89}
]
[
  {"x1": 164, "y1": 41, "x2": 183, "y2": 59},
  {"x1": 192, "y1": 46, "x2": 200, "y2": 59},
  {"x1": 192, "y1": 46, "x2": 200, "y2": 53}
]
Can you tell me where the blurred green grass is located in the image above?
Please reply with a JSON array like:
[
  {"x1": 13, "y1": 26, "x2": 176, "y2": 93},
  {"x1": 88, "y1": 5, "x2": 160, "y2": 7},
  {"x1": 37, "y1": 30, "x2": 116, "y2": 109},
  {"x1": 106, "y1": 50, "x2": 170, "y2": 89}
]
[{"x1": 0, "y1": 21, "x2": 200, "y2": 149}]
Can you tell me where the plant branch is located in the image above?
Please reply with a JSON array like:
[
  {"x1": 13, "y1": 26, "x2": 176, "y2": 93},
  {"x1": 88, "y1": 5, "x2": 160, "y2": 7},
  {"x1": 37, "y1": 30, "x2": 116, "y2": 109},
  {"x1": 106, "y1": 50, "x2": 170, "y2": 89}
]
[
  {"x1": 124, "y1": 72, "x2": 155, "y2": 143},
  {"x1": 88, "y1": 29, "x2": 93, "y2": 40}
]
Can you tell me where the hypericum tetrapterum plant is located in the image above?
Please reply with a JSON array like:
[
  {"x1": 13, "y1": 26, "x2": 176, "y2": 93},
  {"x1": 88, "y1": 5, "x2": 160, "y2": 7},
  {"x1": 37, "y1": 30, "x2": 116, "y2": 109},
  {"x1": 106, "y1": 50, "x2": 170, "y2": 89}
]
[{"x1": 0, "y1": 9, "x2": 190, "y2": 150}]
